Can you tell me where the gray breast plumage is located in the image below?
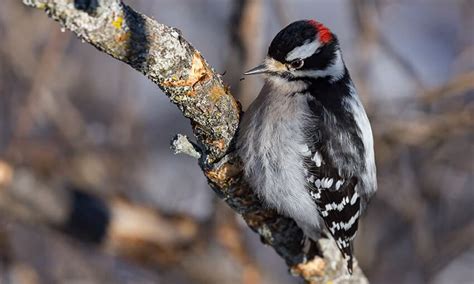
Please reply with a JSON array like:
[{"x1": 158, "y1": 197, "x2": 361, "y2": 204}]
[{"x1": 237, "y1": 80, "x2": 324, "y2": 234}]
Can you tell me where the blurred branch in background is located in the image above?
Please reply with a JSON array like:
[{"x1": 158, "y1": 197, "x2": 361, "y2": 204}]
[
  {"x1": 347, "y1": 1, "x2": 473, "y2": 282},
  {"x1": 225, "y1": 0, "x2": 264, "y2": 107},
  {"x1": 419, "y1": 71, "x2": 474, "y2": 104},
  {"x1": 0, "y1": 160, "x2": 260, "y2": 283},
  {"x1": 15, "y1": 28, "x2": 75, "y2": 138},
  {"x1": 351, "y1": 0, "x2": 426, "y2": 106}
]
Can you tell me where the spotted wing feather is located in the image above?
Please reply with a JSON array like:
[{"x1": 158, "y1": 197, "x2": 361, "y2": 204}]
[{"x1": 303, "y1": 146, "x2": 360, "y2": 273}]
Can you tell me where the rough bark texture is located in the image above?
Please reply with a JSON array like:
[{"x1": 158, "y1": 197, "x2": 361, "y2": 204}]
[{"x1": 22, "y1": 0, "x2": 368, "y2": 282}]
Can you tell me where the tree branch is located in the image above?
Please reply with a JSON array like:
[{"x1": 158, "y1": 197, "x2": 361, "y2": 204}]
[{"x1": 22, "y1": 0, "x2": 368, "y2": 282}]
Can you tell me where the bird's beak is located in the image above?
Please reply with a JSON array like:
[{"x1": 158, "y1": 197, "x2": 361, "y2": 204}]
[{"x1": 244, "y1": 63, "x2": 269, "y2": 75}]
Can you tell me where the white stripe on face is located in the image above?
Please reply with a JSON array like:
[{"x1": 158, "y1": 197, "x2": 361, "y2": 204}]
[
  {"x1": 292, "y1": 50, "x2": 345, "y2": 82},
  {"x1": 285, "y1": 40, "x2": 321, "y2": 62}
]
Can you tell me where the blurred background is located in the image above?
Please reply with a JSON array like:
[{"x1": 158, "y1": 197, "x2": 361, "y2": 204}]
[{"x1": 0, "y1": 0, "x2": 473, "y2": 283}]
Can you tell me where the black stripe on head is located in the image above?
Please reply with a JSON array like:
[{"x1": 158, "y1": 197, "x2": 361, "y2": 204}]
[
  {"x1": 301, "y1": 39, "x2": 339, "y2": 71},
  {"x1": 268, "y1": 20, "x2": 317, "y2": 63}
]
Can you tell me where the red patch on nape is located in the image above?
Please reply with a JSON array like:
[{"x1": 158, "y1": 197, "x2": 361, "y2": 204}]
[{"x1": 308, "y1": 20, "x2": 333, "y2": 44}]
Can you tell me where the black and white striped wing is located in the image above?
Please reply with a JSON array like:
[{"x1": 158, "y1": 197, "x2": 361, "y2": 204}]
[{"x1": 302, "y1": 147, "x2": 361, "y2": 273}]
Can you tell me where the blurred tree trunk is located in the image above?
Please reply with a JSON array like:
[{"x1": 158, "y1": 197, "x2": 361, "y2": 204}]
[{"x1": 21, "y1": 0, "x2": 368, "y2": 283}]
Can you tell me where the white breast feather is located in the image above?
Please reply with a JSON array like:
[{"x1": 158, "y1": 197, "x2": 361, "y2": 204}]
[{"x1": 237, "y1": 80, "x2": 323, "y2": 235}]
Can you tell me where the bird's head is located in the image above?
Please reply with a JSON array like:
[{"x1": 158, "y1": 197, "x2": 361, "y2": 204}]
[{"x1": 245, "y1": 20, "x2": 345, "y2": 86}]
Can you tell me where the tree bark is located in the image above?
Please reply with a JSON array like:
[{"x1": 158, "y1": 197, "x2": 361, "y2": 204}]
[{"x1": 22, "y1": 0, "x2": 368, "y2": 282}]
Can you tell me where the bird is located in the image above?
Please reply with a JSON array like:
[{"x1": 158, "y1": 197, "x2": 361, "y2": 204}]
[{"x1": 236, "y1": 19, "x2": 377, "y2": 273}]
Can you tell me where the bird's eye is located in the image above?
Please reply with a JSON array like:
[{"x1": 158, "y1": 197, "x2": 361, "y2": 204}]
[{"x1": 289, "y1": 59, "x2": 304, "y2": 69}]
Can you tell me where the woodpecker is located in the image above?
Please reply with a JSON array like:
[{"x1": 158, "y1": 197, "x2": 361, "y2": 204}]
[{"x1": 237, "y1": 20, "x2": 377, "y2": 273}]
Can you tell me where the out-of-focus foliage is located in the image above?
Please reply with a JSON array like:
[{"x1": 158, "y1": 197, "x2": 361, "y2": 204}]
[{"x1": 0, "y1": 0, "x2": 472, "y2": 283}]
